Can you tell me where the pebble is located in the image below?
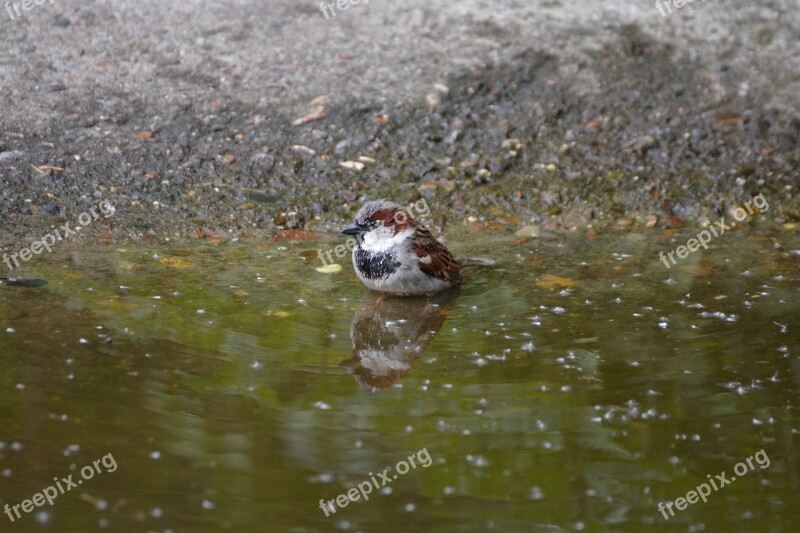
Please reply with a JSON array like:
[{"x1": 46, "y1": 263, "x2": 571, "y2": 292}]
[
  {"x1": 291, "y1": 145, "x2": 316, "y2": 156},
  {"x1": 0, "y1": 151, "x2": 24, "y2": 161},
  {"x1": 339, "y1": 161, "x2": 365, "y2": 171}
]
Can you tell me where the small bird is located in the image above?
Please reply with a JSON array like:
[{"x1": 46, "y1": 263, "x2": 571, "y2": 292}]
[{"x1": 341, "y1": 200, "x2": 492, "y2": 295}]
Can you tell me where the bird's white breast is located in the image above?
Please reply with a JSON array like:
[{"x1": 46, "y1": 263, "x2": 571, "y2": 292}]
[{"x1": 362, "y1": 226, "x2": 414, "y2": 253}]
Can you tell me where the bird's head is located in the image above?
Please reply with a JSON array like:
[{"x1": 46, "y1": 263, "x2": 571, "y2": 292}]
[{"x1": 341, "y1": 200, "x2": 416, "y2": 250}]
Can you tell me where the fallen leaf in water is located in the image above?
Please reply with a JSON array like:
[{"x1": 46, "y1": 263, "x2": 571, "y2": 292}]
[
  {"x1": 536, "y1": 274, "x2": 577, "y2": 289},
  {"x1": 515, "y1": 225, "x2": 541, "y2": 237},
  {"x1": 485, "y1": 222, "x2": 504, "y2": 231},
  {"x1": 496, "y1": 214, "x2": 522, "y2": 226},
  {"x1": 159, "y1": 257, "x2": 193, "y2": 269},
  {"x1": 316, "y1": 264, "x2": 342, "y2": 274},
  {"x1": 273, "y1": 230, "x2": 317, "y2": 242},
  {"x1": 679, "y1": 265, "x2": 713, "y2": 276}
]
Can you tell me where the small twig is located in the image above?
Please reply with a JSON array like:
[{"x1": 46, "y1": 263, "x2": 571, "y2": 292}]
[{"x1": 36, "y1": 164, "x2": 65, "y2": 172}]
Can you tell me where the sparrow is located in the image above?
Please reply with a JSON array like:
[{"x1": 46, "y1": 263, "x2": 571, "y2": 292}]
[{"x1": 341, "y1": 200, "x2": 492, "y2": 295}]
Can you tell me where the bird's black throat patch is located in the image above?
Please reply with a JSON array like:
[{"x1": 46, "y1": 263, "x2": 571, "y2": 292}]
[{"x1": 354, "y1": 248, "x2": 400, "y2": 280}]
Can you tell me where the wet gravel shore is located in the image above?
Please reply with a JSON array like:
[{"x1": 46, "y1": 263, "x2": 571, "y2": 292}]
[{"x1": 1, "y1": 0, "x2": 798, "y2": 250}]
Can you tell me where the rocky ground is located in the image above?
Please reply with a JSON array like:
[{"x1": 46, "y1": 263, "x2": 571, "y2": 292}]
[{"x1": 0, "y1": 0, "x2": 798, "y2": 248}]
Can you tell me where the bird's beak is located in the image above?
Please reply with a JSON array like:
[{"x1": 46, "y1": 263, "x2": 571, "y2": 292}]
[{"x1": 341, "y1": 224, "x2": 361, "y2": 236}]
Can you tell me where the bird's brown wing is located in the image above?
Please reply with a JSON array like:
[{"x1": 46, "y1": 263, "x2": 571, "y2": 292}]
[{"x1": 410, "y1": 226, "x2": 462, "y2": 284}]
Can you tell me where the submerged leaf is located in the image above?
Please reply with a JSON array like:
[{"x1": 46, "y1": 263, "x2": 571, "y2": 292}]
[{"x1": 536, "y1": 274, "x2": 577, "y2": 289}]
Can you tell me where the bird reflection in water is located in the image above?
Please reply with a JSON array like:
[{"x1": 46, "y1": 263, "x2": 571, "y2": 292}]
[{"x1": 342, "y1": 288, "x2": 460, "y2": 391}]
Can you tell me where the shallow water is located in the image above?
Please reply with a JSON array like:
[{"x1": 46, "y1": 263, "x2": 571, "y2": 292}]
[{"x1": 1, "y1": 228, "x2": 798, "y2": 531}]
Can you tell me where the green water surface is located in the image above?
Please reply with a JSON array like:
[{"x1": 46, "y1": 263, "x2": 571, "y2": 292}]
[{"x1": 0, "y1": 228, "x2": 798, "y2": 532}]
